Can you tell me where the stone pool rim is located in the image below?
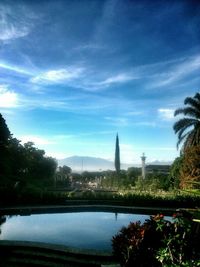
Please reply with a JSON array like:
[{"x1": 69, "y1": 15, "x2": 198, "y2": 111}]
[{"x1": 0, "y1": 204, "x2": 176, "y2": 216}]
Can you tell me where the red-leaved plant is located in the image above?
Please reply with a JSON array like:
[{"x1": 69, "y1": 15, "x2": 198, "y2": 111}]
[{"x1": 112, "y1": 212, "x2": 200, "y2": 267}]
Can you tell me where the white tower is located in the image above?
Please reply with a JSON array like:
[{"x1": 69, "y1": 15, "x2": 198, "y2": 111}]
[{"x1": 141, "y1": 153, "x2": 146, "y2": 179}]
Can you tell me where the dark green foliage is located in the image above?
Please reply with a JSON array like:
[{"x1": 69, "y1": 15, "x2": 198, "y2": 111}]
[
  {"x1": 173, "y1": 92, "x2": 200, "y2": 150},
  {"x1": 0, "y1": 114, "x2": 57, "y2": 190},
  {"x1": 0, "y1": 113, "x2": 11, "y2": 147},
  {"x1": 115, "y1": 134, "x2": 120, "y2": 174},
  {"x1": 0, "y1": 113, "x2": 11, "y2": 181},
  {"x1": 112, "y1": 212, "x2": 200, "y2": 267},
  {"x1": 169, "y1": 156, "x2": 184, "y2": 189},
  {"x1": 127, "y1": 167, "x2": 140, "y2": 185}
]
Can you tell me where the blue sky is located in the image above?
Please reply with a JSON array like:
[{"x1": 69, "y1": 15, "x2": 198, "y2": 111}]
[{"x1": 0, "y1": 0, "x2": 200, "y2": 164}]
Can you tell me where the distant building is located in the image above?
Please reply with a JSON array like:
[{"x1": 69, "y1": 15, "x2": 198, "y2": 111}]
[{"x1": 146, "y1": 165, "x2": 171, "y2": 175}]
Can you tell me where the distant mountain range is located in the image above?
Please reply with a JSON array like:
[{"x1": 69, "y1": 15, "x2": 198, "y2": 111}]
[
  {"x1": 57, "y1": 156, "x2": 172, "y2": 172},
  {"x1": 147, "y1": 160, "x2": 172, "y2": 166}
]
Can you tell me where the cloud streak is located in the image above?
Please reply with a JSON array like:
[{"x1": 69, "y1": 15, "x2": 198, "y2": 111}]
[
  {"x1": 0, "y1": 62, "x2": 33, "y2": 76},
  {"x1": 150, "y1": 55, "x2": 200, "y2": 88},
  {"x1": 31, "y1": 67, "x2": 84, "y2": 84},
  {"x1": 97, "y1": 73, "x2": 137, "y2": 86}
]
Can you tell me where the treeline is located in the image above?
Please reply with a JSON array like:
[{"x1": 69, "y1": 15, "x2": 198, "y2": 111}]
[
  {"x1": 55, "y1": 166, "x2": 173, "y2": 192},
  {"x1": 0, "y1": 113, "x2": 57, "y2": 190}
]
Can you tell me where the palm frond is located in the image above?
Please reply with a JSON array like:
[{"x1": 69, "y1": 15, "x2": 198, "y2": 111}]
[
  {"x1": 194, "y1": 92, "x2": 200, "y2": 102},
  {"x1": 173, "y1": 118, "x2": 196, "y2": 133},
  {"x1": 177, "y1": 131, "x2": 191, "y2": 150},
  {"x1": 177, "y1": 126, "x2": 192, "y2": 140},
  {"x1": 174, "y1": 93, "x2": 200, "y2": 150},
  {"x1": 174, "y1": 108, "x2": 185, "y2": 116},
  {"x1": 174, "y1": 107, "x2": 200, "y2": 119},
  {"x1": 184, "y1": 96, "x2": 200, "y2": 111}
]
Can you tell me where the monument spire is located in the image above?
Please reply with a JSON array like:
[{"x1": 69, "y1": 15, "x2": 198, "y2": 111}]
[{"x1": 141, "y1": 153, "x2": 146, "y2": 179}]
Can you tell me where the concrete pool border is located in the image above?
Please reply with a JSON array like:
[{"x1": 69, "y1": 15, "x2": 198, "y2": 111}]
[
  {"x1": 0, "y1": 240, "x2": 118, "y2": 266},
  {"x1": 0, "y1": 204, "x2": 176, "y2": 216}
]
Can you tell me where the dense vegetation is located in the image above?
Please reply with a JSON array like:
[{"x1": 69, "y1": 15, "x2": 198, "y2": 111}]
[
  {"x1": 0, "y1": 113, "x2": 57, "y2": 192},
  {"x1": 112, "y1": 212, "x2": 200, "y2": 267}
]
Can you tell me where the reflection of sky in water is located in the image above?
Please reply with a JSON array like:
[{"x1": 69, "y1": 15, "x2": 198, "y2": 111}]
[{"x1": 0, "y1": 212, "x2": 149, "y2": 251}]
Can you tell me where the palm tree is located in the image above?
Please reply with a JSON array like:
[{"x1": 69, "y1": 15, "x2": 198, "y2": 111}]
[{"x1": 173, "y1": 92, "x2": 200, "y2": 150}]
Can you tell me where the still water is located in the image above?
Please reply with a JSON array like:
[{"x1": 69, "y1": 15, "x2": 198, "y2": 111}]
[{"x1": 0, "y1": 212, "x2": 150, "y2": 251}]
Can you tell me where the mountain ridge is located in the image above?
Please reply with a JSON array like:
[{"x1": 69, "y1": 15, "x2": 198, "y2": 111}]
[{"x1": 57, "y1": 156, "x2": 172, "y2": 171}]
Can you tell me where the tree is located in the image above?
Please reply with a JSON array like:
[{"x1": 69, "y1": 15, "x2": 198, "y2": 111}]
[
  {"x1": 0, "y1": 113, "x2": 11, "y2": 147},
  {"x1": 22, "y1": 142, "x2": 57, "y2": 187},
  {"x1": 0, "y1": 113, "x2": 11, "y2": 183},
  {"x1": 62, "y1": 165, "x2": 72, "y2": 176},
  {"x1": 115, "y1": 134, "x2": 120, "y2": 174},
  {"x1": 179, "y1": 145, "x2": 200, "y2": 189},
  {"x1": 173, "y1": 92, "x2": 200, "y2": 150},
  {"x1": 169, "y1": 156, "x2": 183, "y2": 189}
]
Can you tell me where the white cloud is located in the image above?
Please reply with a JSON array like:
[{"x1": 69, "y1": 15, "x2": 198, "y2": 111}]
[
  {"x1": 31, "y1": 67, "x2": 84, "y2": 84},
  {"x1": 158, "y1": 108, "x2": 175, "y2": 120},
  {"x1": 19, "y1": 135, "x2": 56, "y2": 146},
  {"x1": 0, "y1": 85, "x2": 18, "y2": 108}
]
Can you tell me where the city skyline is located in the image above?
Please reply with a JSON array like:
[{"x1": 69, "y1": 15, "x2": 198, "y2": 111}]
[{"x1": 0, "y1": 0, "x2": 200, "y2": 164}]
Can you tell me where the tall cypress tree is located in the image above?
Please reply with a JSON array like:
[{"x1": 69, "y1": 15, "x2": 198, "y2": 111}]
[{"x1": 115, "y1": 134, "x2": 120, "y2": 174}]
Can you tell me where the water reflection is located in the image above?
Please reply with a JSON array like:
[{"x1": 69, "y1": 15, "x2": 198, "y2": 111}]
[{"x1": 0, "y1": 212, "x2": 149, "y2": 251}]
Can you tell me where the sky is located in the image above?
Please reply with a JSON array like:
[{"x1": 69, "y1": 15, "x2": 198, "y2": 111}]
[{"x1": 0, "y1": 0, "x2": 200, "y2": 165}]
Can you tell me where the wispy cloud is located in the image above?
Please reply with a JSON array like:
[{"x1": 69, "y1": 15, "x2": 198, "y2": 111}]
[
  {"x1": 134, "y1": 121, "x2": 157, "y2": 127},
  {"x1": 0, "y1": 4, "x2": 33, "y2": 41},
  {"x1": 158, "y1": 108, "x2": 175, "y2": 121},
  {"x1": 97, "y1": 73, "x2": 137, "y2": 86},
  {"x1": 126, "y1": 111, "x2": 143, "y2": 116},
  {"x1": 151, "y1": 55, "x2": 200, "y2": 88},
  {"x1": 31, "y1": 67, "x2": 84, "y2": 84},
  {"x1": 0, "y1": 62, "x2": 33, "y2": 76},
  {"x1": 0, "y1": 85, "x2": 18, "y2": 108},
  {"x1": 104, "y1": 116, "x2": 129, "y2": 127},
  {"x1": 81, "y1": 55, "x2": 199, "y2": 91},
  {"x1": 74, "y1": 43, "x2": 106, "y2": 51}
]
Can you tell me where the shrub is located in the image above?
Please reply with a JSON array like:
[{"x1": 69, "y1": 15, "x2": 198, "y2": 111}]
[{"x1": 112, "y1": 212, "x2": 200, "y2": 267}]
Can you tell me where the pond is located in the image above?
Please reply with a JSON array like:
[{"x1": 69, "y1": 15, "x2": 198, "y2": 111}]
[{"x1": 0, "y1": 210, "x2": 168, "y2": 252}]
